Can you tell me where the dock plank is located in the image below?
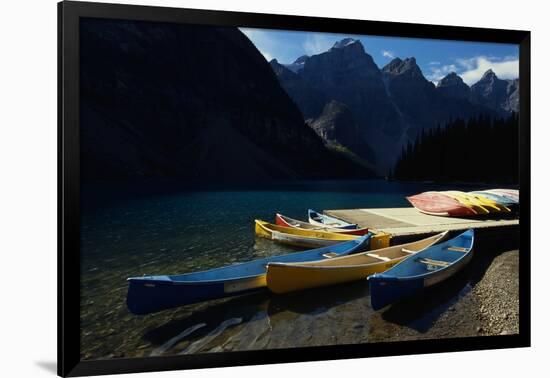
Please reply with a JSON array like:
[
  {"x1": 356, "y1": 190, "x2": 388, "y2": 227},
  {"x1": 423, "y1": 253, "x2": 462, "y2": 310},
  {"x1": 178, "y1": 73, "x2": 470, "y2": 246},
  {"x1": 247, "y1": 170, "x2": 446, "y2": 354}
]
[{"x1": 325, "y1": 207, "x2": 519, "y2": 239}]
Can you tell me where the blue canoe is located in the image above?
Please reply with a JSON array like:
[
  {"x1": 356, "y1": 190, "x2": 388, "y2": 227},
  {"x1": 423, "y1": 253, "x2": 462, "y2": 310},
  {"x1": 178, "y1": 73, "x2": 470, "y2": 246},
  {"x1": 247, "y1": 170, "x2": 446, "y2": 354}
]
[
  {"x1": 368, "y1": 229, "x2": 474, "y2": 310},
  {"x1": 471, "y1": 191, "x2": 518, "y2": 207},
  {"x1": 127, "y1": 233, "x2": 372, "y2": 315},
  {"x1": 308, "y1": 209, "x2": 358, "y2": 230}
]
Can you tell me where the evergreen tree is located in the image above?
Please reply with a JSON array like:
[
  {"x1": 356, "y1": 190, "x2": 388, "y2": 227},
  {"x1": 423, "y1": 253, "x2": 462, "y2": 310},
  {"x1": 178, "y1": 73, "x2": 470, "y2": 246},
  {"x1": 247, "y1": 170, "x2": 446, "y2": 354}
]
[{"x1": 393, "y1": 113, "x2": 519, "y2": 183}]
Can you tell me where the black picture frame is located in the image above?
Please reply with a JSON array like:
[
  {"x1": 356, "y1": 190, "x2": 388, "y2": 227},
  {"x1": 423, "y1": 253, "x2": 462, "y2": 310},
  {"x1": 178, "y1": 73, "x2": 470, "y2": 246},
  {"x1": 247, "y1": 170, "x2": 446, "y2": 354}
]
[{"x1": 58, "y1": 1, "x2": 531, "y2": 376}]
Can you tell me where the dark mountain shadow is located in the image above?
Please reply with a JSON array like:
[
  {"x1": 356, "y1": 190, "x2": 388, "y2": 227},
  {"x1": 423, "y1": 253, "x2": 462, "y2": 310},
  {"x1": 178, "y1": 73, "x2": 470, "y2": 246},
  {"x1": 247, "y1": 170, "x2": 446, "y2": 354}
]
[{"x1": 80, "y1": 19, "x2": 372, "y2": 184}]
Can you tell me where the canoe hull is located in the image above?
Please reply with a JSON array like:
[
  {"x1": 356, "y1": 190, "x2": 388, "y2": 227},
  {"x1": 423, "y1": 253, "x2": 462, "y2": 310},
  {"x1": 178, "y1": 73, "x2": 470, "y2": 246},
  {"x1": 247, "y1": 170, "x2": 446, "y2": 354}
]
[
  {"x1": 267, "y1": 259, "x2": 400, "y2": 294},
  {"x1": 308, "y1": 209, "x2": 358, "y2": 229},
  {"x1": 471, "y1": 191, "x2": 518, "y2": 207},
  {"x1": 369, "y1": 251, "x2": 474, "y2": 310},
  {"x1": 484, "y1": 189, "x2": 519, "y2": 202},
  {"x1": 255, "y1": 219, "x2": 358, "y2": 248},
  {"x1": 266, "y1": 232, "x2": 447, "y2": 294},
  {"x1": 271, "y1": 230, "x2": 345, "y2": 248},
  {"x1": 407, "y1": 192, "x2": 477, "y2": 217},
  {"x1": 441, "y1": 191, "x2": 491, "y2": 214},
  {"x1": 275, "y1": 213, "x2": 370, "y2": 236},
  {"x1": 127, "y1": 275, "x2": 265, "y2": 315},
  {"x1": 369, "y1": 276, "x2": 425, "y2": 311},
  {"x1": 127, "y1": 233, "x2": 371, "y2": 314},
  {"x1": 368, "y1": 229, "x2": 474, "y2": 310}
]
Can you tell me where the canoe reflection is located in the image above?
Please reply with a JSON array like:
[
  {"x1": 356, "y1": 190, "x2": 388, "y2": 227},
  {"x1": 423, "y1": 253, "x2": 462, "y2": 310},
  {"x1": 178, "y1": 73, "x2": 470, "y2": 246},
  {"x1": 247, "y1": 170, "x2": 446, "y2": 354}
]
[{"x1": 267, "y1": 280, "x2": 368, "y2": 315}]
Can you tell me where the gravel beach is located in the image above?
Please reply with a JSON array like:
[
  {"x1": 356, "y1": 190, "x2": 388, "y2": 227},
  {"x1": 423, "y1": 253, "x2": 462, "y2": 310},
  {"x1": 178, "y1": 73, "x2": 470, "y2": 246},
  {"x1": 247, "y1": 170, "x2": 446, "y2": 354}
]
[
  {"x1": 472, "y1": 250, "x2": 519, "y2": 335},
  {"x1": 367, "y1": 248, "x2": 519, "y2": 342}
]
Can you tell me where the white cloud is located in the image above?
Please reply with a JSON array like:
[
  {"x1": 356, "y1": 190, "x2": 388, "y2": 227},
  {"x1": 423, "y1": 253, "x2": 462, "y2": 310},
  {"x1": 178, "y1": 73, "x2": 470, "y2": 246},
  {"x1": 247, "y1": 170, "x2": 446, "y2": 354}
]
[
  {"x1": 382, "y1": 50, "x2": 395, "y2": 59},
  {"x1": 426, "y1": 63, "x2": 458, "y2": 83},
  {"x1": 261, "y1": 52, "x2": 273, "y2": 61},
  {"x1": 457, "y1": 56, "x2": 519, "y2": 85},
  {"x1": 426, "y1": 56, "x2": 519, "y2": 85},
  {"x1": 303, "y1": 34, "x2": 334, "y2": 56},
  {"x1": 455, "y1": 57, "x2": 476, "y2": 71}
]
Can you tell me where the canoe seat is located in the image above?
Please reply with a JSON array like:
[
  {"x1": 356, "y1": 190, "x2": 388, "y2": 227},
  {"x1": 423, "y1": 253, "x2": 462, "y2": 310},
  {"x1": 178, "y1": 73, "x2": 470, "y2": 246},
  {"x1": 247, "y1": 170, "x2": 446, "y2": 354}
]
[
  {"x1": 446, "y1": 246, "x2": 469, "y2": 253},
  {"x1": 322, "y1": 252, "x2": 338, "y2": 258},
  {"x1": 401, "y1": 248, "x2": 416, "y2": 254},
  {"x1": 418, "y1": 258, "x2": 450, "y2": 267},
  {"x1": 366, "y1": 253, "x2": 391, "y2": 262}
]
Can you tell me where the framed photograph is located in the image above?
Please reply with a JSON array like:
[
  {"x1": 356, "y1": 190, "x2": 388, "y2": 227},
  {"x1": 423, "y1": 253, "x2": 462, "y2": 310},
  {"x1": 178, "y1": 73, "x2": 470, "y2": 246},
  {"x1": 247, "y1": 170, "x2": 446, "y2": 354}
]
[{"x1": 58, "y1": 1, "x2": 530, "y2": 376}]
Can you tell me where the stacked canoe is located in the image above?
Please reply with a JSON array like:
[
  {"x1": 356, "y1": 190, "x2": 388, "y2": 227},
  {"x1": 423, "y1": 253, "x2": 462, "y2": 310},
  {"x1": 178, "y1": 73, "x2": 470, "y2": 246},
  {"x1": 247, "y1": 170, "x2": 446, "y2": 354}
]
[{"x1": 407, "y1": 189, "x2": 519, "y2": 217}]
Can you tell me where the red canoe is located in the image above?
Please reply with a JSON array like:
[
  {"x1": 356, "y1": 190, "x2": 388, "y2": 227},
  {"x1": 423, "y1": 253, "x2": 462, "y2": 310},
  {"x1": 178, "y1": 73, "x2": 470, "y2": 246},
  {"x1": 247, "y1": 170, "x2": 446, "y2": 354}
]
[
  {"x1": 275, "y1": 213, "x2": 370, "y2": 236},
  {"x1": 406, "y1": 192, "x2": 477, "y2": 217}
]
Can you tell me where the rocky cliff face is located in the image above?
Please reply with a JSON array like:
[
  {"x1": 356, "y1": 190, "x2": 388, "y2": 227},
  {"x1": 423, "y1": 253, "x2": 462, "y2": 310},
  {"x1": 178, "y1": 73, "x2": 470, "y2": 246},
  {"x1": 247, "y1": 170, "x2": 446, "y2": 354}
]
[
  {"x1": 308, "y1": 101, "x2": 376, "y2": 163},
  {"x1": 382, "y1": 57, "x2": 442, "y2": 132},
  {"x1": 270, "y1": 39, "x2": 518, "y2": 173},
  {"x1": 286, "y1": 39, "x2": 405, "y2": 167},
  {"x1": 381, "y1": 58, "x2": 496, "y2": 134},
  {"x1": 471, "y1": 69, "x2": 520, "y2": 114},
  {"x1": 299, "y1": 39, "x2": 402, "y2": 138},
  {"x1": 80, "y1": 19, "x2": 372, "y2": 182},
  {"x1": 283, "y1": 55, "x2": 309, "y2": 73},
  {"x1": 436, "y1": 72, "x2": 472, "y2": 100},
  {"x1": 506, "y1": 79, "x2": 520, "y2": 114},
  {"x1": 269, "y1": 59, "x2": 326, "y2": 120}
]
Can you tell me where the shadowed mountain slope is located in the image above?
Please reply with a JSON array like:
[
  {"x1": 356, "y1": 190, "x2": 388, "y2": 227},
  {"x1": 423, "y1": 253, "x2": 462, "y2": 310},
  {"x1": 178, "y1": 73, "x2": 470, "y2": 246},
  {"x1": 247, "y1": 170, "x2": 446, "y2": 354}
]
[{"x1": 80, "y1": 19, "x2": 373, "y2": 182}]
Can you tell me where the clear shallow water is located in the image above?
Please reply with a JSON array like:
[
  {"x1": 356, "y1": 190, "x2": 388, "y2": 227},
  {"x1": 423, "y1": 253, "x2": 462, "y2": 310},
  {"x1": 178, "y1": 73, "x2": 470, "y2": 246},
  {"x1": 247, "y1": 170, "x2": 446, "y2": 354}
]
[{"x1": 80, "y1": 180, "x2": 490, "y2": 360}]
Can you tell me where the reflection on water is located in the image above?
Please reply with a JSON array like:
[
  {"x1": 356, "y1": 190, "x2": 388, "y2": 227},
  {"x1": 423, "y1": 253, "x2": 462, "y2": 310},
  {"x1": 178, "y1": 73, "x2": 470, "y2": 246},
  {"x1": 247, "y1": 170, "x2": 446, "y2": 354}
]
[{"x1": 80, "y1": 179, "x2": 493, "y2": 360}]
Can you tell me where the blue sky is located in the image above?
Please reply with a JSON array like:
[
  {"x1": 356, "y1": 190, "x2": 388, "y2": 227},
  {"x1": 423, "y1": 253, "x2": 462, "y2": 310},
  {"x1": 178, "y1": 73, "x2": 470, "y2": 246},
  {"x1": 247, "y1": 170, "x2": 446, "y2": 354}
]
[{"x1": 240, "y1": 28, "x2": 519, "y2": 85}]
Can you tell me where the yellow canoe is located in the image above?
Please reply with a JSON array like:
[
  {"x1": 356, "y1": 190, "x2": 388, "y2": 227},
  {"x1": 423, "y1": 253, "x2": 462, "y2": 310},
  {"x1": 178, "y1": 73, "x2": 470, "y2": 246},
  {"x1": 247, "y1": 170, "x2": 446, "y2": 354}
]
[
  {"x1": 441, "y1": 191, "x2": 491, "y2": 214},
  {"x1": 255, "y1": 219, "x2": 357, "y2": 248},
  {"x1": 266, "y1": 231, "x2": 448, "y2": 294},
  {"x1": 466, "y1": 193, "x2": 510, "y2": 213},
  {"x1": 255, "y1": 220, "x2": 390, "y2": 249}
]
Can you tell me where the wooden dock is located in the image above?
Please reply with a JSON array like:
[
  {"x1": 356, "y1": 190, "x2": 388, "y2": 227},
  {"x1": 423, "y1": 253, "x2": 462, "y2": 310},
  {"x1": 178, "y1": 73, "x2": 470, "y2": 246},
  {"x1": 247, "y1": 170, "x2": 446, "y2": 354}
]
[{"x1": 325, "y1": 207, "x2": 519, "y2": 244}]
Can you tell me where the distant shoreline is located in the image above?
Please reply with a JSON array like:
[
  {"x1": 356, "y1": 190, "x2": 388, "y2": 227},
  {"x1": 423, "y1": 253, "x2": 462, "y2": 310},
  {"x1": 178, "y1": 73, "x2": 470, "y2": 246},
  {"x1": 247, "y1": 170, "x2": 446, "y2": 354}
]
[{"x1": 386, "y1": 178, "x2": 519, "y2": 188}]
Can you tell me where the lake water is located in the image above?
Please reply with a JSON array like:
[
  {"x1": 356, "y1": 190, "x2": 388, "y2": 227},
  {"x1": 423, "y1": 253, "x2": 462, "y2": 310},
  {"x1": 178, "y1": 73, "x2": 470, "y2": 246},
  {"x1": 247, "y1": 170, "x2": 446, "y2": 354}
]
[{"x1": 80, "y1": 179, "x2": 492, "y2": 360}]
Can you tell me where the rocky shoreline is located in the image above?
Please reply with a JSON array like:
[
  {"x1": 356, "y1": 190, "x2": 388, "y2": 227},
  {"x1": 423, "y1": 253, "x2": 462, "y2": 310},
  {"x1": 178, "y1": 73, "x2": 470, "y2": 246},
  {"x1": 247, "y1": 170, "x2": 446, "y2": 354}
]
[
  {"x1": 367, "y1": 248, "x2": 519, "y2": 342},
  {"x1": 80, "y1": 224, "x2": 520, "y2": 359},
  {"x1": 473, "y1": 250, "x2": 519, "y2": 335}
]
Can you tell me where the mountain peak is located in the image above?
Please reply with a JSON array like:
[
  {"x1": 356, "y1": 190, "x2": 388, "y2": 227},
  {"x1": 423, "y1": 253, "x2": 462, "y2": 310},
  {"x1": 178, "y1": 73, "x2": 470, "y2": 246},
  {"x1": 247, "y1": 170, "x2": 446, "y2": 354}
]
[
  {"x1": 402, "y1": 57, "x2": 418, "y2": 70},
  {"x1": 298, "y1": 36, "x2": 380, "y2": 87},
  {"x1": 383, "y1": 57, "x2": 421, "y2": 77},
  {"x1": 481, "y1": 69, "x2": 497, "y2": 80},
  {"x1": 382, "y1": 58, "x2": 402, "y2": 73},
  {"x1": 294, "y1": 55, "x2": 309, "y2": 64},
  {"x1": 270, "y1": 59, "x2": 299, "y2": 78},
  {"x1": 283, "y1": 55, "x2": 310, "y2": 73},
  {"x1": 332, "y1": 38, "x2": 359, "y2": 49},
  {"x1": 437, "y1": 72, "x2": 466, "y2": 87},
  {"x1": 436, "y1": 72, "x2": 471, "y2": 99},
  {"x1": 471, "y1": 68, "x2": 519, "y2": 114}
]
